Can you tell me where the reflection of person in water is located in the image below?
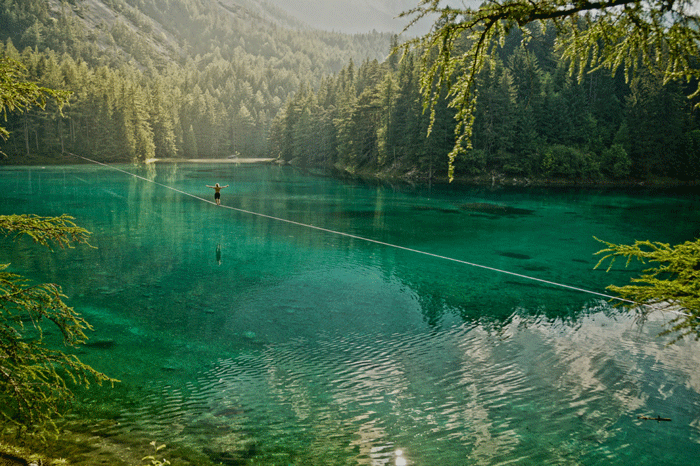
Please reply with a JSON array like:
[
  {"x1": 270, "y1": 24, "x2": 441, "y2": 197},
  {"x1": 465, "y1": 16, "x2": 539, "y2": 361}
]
[
  {"x1": 216, "y1": 244, "x2": 222, "y2": 265},
  {"x1": 206, "y1": 183, "x2": 229, "y2": 205}
]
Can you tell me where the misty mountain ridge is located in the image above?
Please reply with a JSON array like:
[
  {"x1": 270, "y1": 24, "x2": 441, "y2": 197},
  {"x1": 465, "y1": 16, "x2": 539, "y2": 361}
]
[
  {"x1": 263, "y1": 0, "x2": 427, "y2": 34},
  {"x1": 34, "y1": 0, "x2": 394, "y2": 73},
  {"x1": 0, "y1": 0, "x2": 399, "y2": 161}
]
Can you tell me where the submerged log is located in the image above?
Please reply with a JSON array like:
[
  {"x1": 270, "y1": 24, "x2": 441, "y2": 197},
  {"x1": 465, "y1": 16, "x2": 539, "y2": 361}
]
[{"x1": 638, "y1": 415, "x2": 671, "y2": 422}]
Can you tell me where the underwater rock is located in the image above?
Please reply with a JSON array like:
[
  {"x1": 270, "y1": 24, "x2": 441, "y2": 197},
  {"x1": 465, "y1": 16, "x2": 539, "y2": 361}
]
[
  {"x1": 202, "y1": 448, "x2": 246, "y2": 466},
  {"x1": 460, "y1": 202, "x2": 534, "y2": 216},
  {"x1": 243, "y1": 331, "x2": 256, "y2": 340},
  {"x1": 498, "y1": 251, "x2": 531, "y2": 260},
  {"x1": 185, "y1": 417, "x2": 233, "y2": 435},
  {"x1": 411, "y1": 205, "x2": 460, "y2": 214},
  {"x1": 203, "y1": 440, "x2": 258, "y2": 465},
  {"x1": 160, "y1": 365, "x2": 181, "y2": 372},
  {"x1": 84, "y1": 339, "x2": 115, "y2": 349},
  {"x1": 522, "y1": 265, "x2": 550, "y2": 272},
  {"x1": 213, "y1": 406, "x2": 246, "y2": 417}
]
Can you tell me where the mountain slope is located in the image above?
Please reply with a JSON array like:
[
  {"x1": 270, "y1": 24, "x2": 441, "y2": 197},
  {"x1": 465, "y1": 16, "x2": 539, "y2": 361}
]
[
  {"x1": 264, "y1": 0, "x2": 421, "y2": 34},
  {"x1": 262, "y1": 0, "x2": 485, "y2": 35},
  {"x1": 0, "y1": 0, "x2": 395, "y2": 162},
  {"x1": 14, "y1": 0, "x2": 393, "y2": 74}
]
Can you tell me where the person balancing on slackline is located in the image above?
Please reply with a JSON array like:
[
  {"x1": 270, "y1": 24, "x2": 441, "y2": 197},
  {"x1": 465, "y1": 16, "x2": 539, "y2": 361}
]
[{"x1": 206, "y1": 183, "x2": 229, "y2": 205}]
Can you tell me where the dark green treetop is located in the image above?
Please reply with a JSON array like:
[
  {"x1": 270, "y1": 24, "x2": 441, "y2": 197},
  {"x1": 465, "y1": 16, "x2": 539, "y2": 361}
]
[{"x1": 0, "y1": 56, "x2": 70, "y2": 144}]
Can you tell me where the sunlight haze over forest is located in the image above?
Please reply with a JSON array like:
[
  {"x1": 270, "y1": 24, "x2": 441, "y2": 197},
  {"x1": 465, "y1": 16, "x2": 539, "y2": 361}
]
[{"x1": 265, "y1": 0, "x2": 480, "y2": 34}]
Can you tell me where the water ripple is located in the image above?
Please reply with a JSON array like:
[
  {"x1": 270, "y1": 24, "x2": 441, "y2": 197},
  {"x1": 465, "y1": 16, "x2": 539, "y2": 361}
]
[{"x1": 107, "y1": 309, "x2": 700, "y2": 465}]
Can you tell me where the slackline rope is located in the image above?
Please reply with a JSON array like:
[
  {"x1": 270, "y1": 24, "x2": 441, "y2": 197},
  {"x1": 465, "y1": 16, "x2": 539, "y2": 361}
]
[{"x1": 65, "y1": 152, "x2": 637, "y2": 305}]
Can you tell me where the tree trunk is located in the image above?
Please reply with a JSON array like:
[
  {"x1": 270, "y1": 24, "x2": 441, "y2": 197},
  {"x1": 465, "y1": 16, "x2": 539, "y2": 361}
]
[{"x1": 24, "y1": 113, "x2": 30, "y2": 157}]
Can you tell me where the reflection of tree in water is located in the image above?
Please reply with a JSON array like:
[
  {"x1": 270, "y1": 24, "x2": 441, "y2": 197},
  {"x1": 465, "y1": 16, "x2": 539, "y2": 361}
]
[{"x1": 400, "y1": 261, "x2": 599, "y2": 330}]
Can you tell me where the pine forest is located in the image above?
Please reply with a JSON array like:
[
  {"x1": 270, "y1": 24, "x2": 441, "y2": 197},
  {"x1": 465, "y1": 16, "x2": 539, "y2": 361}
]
[{"x1": 1, "y1": 0, "x2": 699, "y2": 183}]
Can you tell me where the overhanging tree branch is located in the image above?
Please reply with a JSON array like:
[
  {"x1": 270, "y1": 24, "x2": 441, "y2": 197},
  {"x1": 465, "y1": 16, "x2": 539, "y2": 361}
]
[{"x1": 400, "y1": 0, "x2": 700, "y2": 180}]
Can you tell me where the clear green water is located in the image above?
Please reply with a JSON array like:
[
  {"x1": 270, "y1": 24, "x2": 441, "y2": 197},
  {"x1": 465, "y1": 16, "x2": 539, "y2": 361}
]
[{"x1": 2, "y1": 164, "x2": 700, "y2": 465}]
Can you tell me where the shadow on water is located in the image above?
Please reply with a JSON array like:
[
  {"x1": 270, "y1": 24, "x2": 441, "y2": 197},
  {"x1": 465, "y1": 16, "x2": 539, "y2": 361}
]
[
  {"x1": 459, "y1": 202, "x2": 536, "y2": 217},
  {"x1": 411, "y1": 205, "x2": 462, "y2": 214},
  {"x1": 409, "y1": 202, "x2": 536, "y2": 217},
  {"x1": 498, "y1": 251, "x2": 532, "y2": 260}
]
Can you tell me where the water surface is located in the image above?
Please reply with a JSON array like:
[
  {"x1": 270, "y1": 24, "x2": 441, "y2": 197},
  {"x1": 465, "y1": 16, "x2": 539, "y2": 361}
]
[{"x1": 1, "y1": 164, "x2": 699, "y2": 465}]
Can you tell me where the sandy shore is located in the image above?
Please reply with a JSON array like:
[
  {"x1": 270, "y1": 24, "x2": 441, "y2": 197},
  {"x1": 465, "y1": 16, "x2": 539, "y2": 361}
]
[{"x1": 145, "y1": 157, "x2": 276, "y2": 164}]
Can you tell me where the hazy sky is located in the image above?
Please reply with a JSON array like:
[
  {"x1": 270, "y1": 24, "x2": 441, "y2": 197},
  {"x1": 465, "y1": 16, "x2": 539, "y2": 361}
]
[{"x1": 266, "y1": 0, "x2": 482, "y2": 35}]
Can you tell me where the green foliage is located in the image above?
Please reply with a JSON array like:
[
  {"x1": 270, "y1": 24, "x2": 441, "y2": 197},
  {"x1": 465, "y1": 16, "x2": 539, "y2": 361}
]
[
  {"x1": 1, "y1": 55, "x2": 114, "y2": 437},
  {"x1": 453, "y1": 149, "x2": 487, "y2": 176},
  {"x1": 269, "y1": 34, "x2": 698, "y2": 182},
  {"x1": 0, "y1": 56, "x2": 70, "y2": 143},
  {"x1": 400, "y1": 0, "x2": 700, "y2": 180},
  {"x1": 142, "y1": 440, "x2": 171, "y2": 466},
  {"x1": 541, "y1": 145, "x2": 601, "y2": 179},
  {"x1": 2, "y1": 0, "x2": 699, "y2": 182},
  {"x1": 600, "y1": 144, "x2": 631, "y2": 179},
  {"x1": 680, "y1": 129, "x2": 700, "y2": 179},
  {"x1": 560, "y1": 1, "x2": 700, "y2": 94},
  {"x1": 594, "y1": 237, "x2": 700, "y2": 343},
  {"x1": 0, "y1": 0, "x2": 392, "y2": 162},
  {"x1": 0, "y1": 214, "x2": 90, "y2": 249},
  {"x1": 0, "y1": 214, "x2": 117, "y2": 437}
]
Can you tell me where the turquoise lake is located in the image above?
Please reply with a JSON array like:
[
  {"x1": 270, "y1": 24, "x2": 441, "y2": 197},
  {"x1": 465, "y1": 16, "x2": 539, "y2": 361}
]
[{"x1": 1, "y1": 163, "x2": 700, "y2": 465}]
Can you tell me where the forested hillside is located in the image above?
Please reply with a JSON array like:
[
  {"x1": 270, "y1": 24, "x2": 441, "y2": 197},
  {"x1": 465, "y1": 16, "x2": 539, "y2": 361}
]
[
  {"x1": 0, "y1": 0, "x2": 392, "y2": 161},
  {"x1": 1, "y1": 0, "x2": 699, "y2": 182},
  {"x1": 271, "y1": 25, "x2": 700, "y2": 182}
]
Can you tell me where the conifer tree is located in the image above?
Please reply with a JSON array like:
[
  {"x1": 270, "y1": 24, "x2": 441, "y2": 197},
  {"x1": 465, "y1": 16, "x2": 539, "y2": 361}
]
[
  {"x1": 400, "y1": 0, "x2": 700, "y2": 342},
  {"x1": 595, "y1": 238, "x2": 700, "y2": 342},
  {"x1": 1, "y1": 57, "x2": 114, "y2": 437},
  {"x1": 400, "y1": 0, "x2": 700, "y2": 180}
]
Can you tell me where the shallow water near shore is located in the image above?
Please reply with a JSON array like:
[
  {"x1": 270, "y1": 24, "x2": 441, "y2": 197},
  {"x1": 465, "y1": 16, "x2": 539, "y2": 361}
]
[{"x1": 1, "y1": 164, "x2": 700, "y2": 465}]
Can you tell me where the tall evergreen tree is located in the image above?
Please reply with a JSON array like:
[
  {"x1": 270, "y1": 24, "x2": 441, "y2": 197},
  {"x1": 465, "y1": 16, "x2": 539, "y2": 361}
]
[{"x1": 401, "y1": 0, "x2": 700, "y2": 179}]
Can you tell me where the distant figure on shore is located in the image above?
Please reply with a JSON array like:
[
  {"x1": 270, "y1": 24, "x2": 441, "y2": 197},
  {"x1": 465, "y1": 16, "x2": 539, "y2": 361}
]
[{"x1": 206, "y1": 183, "x2": 229, "y2": 205}]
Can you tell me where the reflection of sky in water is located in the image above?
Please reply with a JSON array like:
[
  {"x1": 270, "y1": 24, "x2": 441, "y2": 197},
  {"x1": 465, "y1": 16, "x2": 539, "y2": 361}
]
[
  {"x1": 126, "y1": 308, "x2": 697, "y2": 465},
  {"x1": 1, "y1": 164, "x2": 699, "y2": 464}
]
